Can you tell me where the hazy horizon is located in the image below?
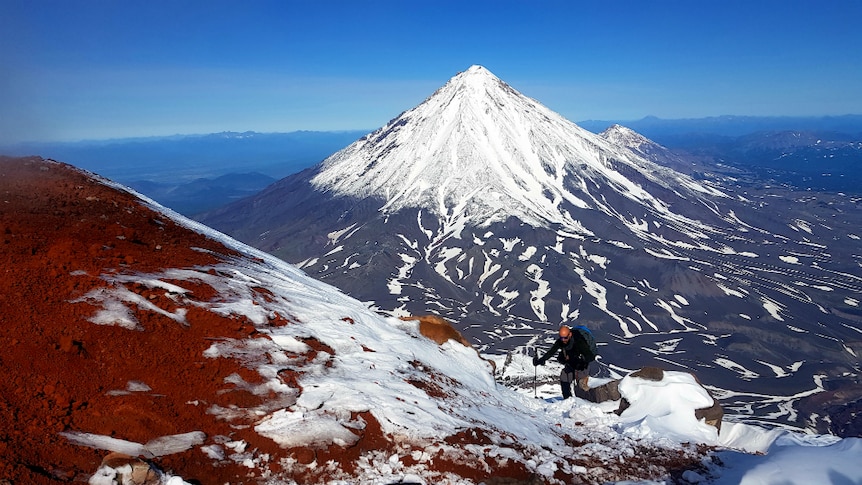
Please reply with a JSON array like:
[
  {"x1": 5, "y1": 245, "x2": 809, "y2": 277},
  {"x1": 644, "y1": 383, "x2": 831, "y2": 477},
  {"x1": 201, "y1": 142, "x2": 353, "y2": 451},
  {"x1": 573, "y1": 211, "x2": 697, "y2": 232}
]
[
  {"x1": 2, "y1": 1, "x2": 860, "y2": 144},
  {"x1": 4, "y1": 113, "x2": 862, "y2": 146}
]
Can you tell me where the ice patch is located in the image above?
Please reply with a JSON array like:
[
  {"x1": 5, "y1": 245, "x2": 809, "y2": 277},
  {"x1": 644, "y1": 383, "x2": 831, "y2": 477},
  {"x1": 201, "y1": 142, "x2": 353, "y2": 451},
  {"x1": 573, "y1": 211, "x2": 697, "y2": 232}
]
[
  {"x1": 644, "y1": 247, "x2": 691, "y2": 261},
  {"x1": 525, "y1": 264, "x2": 550, "y2": 321},
  {"x1": 477, "y1": 253, "x2": 501, "y2": 287},
  {"x1": 656, "y1": 299, "x2": 700, "y2": 331},
  {"x1": 61, "y1": 431, "x2": 205, "y2": 458},
  {"x1": 327, "y1": 223, "x2": 360, "y2": 246},
  {"x1": 270, "y1": 335, "x2": 310, "y2": 353},
  {"x1": 780, "y1": 255, "x2": 800, "y2": 264},
  {"x1": 761, "y1": 297, "x2": 786, "y2": 321},
  {"x1": 255, "y1": 410, "x2": 362, "y2": 448},
  {"x1": 106, "y1": 380, "x2": 153, "y2": 396},
  {"x1": 715, "y1": 358, "x2": 759, "y2": 380},
  {"x1": 389, "y1": 253, "x2": 419, "y2": 295},
  {"x1": 756, "y1": 360, "x2": 792, "y2": 378},
  {"x1": 519, "y1": 245, "x2": 537, "y2": 261},
  {"x1": 500, "y1": 237, "x2": 521, "y2": 251},
  {"x1": 323, "y1": 245, "x2": 344, "y2": 256},
  {"x1": 791, "y1": 219, "x2": 814, "y2": 234}
]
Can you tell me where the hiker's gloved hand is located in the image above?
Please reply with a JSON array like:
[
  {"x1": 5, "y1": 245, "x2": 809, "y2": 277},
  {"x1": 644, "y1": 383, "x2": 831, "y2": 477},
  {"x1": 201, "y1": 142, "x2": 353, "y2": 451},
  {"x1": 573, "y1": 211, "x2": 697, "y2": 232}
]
[
  {"x1": 532, "y1": 356, "x2": 542, "y2": 366},
  {"x1": 574, "y1": 354, "x2": 588, "y2": 371}
]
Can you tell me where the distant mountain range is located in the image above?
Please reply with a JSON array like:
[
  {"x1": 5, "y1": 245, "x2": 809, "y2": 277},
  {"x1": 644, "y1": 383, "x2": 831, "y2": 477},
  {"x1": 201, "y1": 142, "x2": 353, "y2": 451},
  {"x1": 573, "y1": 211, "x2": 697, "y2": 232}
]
[
  {"x1": 668, "y1": 130, "x2": 862, "y2": 193},
  {"x1": 126, "y1": 172, "x2": 278, "y2": 216},
  {"x1": 580, "y1": 116, "x2": 862, "y2": 193},
  {"x1": 198, "y1": 66, "x2": 862, "y2": 436},
  {"x1": 0, "y1": 130, "x2": 368, "y2": 183},
  {"x1": 0, "y1": 130, "x2": 367, "y2": 216},
  {"x1": 2, "y1": 116, "x2": 859, "y2": 216},
  {"x1": 577, "y1": 114, "x2": 862, "y2": 140}
]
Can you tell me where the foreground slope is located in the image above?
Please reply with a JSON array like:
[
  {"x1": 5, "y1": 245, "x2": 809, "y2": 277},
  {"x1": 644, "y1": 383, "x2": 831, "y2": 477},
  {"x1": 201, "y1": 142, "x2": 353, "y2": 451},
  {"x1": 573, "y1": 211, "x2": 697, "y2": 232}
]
[
  {"x1": 5, "y1": 157, "x2": 862, "y2": 485},
  {"x1": 2, "y1": 156, "x2": 725, "y2": 484},
  {"x1": 200, "y1": 67, "x2": 862, "y2": 434}
]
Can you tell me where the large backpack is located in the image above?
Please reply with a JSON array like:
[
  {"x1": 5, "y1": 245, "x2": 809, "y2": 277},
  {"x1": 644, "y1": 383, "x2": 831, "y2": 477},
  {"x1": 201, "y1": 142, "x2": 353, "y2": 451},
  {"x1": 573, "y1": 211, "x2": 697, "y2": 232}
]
[{"x1": 573, "y1": 325, "x2": 598, "y2": 362}]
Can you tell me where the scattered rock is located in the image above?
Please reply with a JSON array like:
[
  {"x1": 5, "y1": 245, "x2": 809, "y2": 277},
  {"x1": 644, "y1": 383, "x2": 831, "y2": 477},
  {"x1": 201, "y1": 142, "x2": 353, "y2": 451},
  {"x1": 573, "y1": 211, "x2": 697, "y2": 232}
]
[
  {"x1": 695, "y1": 397, "x2": 725, "y2": 432},
  {"x1": 631, "y1": 366, "x2": 664, "y2": 381},
  {"x1": 97, "y1": 453, "x2": 162, "y2": 485}
]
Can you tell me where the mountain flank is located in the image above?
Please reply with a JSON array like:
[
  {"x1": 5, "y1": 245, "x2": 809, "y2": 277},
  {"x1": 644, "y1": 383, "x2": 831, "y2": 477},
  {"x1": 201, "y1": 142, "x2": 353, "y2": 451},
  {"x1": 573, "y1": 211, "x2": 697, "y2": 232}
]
[
  {"x1": 2, "y1": 156, "x2": 721, "y2": 484},
  {"x1": 199, "y1": 66, "x2": 862, "y2": 435}
]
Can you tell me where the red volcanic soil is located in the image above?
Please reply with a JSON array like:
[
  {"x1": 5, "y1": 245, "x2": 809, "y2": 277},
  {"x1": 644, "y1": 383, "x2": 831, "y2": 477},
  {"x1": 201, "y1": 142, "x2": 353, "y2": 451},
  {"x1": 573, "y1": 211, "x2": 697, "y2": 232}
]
[
  {"x1": 0, "y1": 157, "x2": 276, "y2": 482},
  {"x1": 0, "y1": 157, "x2": 378, "y2": 483}
]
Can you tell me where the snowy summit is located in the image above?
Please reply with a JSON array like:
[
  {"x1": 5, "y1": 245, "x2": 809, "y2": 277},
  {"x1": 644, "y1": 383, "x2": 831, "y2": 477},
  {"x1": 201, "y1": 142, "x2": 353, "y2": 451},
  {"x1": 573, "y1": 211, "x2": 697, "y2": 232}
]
[{"x1": 311, "y1": 65, "x2": 722, "y2": 232}]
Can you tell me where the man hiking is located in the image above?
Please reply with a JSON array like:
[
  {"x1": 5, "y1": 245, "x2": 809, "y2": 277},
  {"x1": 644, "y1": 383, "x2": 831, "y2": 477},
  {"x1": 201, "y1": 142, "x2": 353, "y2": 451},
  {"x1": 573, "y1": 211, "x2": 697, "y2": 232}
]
[{"x1": 533, "y1": 325, "x2": 595, "y2": 399}]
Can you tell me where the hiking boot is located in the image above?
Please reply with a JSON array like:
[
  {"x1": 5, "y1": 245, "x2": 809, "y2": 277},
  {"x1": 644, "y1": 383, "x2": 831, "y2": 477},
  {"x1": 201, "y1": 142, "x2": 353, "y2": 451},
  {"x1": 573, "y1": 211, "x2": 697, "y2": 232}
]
[{"x1": 561, "y1": 381, "x2": 572, "y2": 399}]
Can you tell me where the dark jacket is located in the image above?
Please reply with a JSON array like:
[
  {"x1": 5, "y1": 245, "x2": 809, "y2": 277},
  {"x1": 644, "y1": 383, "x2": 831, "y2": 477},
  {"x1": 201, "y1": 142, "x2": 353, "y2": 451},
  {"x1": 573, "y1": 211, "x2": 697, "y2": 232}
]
[{"x1": 536, "y1": 332, "x2": 591, "y2": 371}]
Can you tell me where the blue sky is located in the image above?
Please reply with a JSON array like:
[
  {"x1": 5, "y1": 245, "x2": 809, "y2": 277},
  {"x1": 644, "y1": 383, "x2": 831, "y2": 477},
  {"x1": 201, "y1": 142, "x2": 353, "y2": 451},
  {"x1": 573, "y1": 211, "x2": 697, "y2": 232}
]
[{"x1": 2, "y1": 0, "x2": 860, "y2": 143}]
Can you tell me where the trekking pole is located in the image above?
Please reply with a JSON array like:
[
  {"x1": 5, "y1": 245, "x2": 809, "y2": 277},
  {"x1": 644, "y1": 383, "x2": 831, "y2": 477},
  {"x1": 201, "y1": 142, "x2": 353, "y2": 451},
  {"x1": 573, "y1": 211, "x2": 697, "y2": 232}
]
[
  {"x1": 534, "y1": 361, "x2": 537, "y2": 399},
  {"x1": 530, "y1": 347, "x2": 537, "y2": 399}
]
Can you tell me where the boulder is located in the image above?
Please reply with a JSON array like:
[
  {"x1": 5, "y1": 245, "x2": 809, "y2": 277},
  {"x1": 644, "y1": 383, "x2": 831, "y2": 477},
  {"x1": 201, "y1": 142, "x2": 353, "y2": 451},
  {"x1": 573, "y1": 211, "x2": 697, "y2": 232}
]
[
  {"x1": 584, "y1": 378, "x2": 622, "y2": 403},
  {"x1": 687, "y1": 371, "x2": 724, "y2": 432}
]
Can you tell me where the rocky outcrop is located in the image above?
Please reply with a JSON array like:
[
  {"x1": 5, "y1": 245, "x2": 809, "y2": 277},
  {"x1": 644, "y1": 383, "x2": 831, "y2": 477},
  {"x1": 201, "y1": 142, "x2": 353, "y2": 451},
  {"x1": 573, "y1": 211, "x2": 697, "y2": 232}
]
[
  {"x1": 402, "y1": 314, "x2": 497, "y2": 374},
  {"x1": 404, "y1": 314, "x2": 473, "y2": 347}
]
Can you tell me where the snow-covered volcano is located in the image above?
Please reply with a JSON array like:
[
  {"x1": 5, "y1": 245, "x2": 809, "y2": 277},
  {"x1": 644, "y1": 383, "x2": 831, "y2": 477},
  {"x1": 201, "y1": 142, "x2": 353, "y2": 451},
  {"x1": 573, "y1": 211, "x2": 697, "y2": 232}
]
[
  {"x1": 312, "y1": 65, "x2": 724, "y2": 236},
  {"x1": 200, "y1": 67, "x2": 862, "y2": 437}
]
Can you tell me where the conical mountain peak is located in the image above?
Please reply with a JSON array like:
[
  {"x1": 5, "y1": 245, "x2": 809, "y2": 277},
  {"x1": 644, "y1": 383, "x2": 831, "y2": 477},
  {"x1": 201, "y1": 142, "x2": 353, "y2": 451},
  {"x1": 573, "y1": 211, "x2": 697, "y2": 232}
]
[{"x1": 310, "y1": 67, "x2": 719, "y2": 232}]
